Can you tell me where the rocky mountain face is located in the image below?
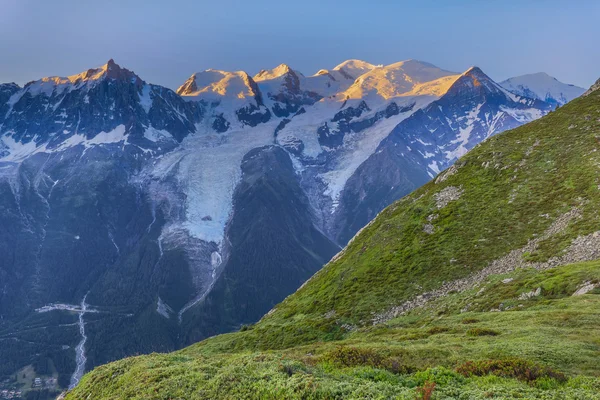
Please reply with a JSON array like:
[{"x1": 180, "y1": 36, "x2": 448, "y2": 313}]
[{"x1": 0, "y1": 59, "x2": 564, "y2": 388}]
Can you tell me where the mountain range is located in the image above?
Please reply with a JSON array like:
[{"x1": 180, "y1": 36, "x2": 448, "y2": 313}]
[
  {"x1": 0, "y1": 57, "x2": 585, "y2": 392},
  {"x1": 68, "y1": 72, "x2": 600, "y2": 400}
]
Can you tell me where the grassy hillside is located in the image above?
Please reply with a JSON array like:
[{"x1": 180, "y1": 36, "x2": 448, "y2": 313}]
[{"x1": 67, "y1": 89, "x2": 600, "y2": 399}]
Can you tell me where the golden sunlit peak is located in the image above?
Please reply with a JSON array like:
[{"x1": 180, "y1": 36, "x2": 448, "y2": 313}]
[{"x1": 253, "y1": 64, "x2": 295, "y2": 82}]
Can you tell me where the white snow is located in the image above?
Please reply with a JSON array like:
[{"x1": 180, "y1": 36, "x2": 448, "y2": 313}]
[
  {"x1": 178, "y1": 69, "x2": 258, "y2": 104},
  {"x1": 445, "y1": 103, "x2": 483, "y2": 160},
  {"x1": 144, "y1": 127, "x2": 173, "y2": 142},
  {"x1": 428, "y1": 161, "x2": 440, "y2": 174},
  {"x1": 0, "y1": 125, "x2": 128, "y2": 162},
  {"x1": 341, "y1": 60, "x2": 459, "y2": 103},
  {"x1": 317, "y1": 96, "x2": 438, "y2": 210},
  {"x1": 500, "y1": 72, "x2": 585, "y2": 105},
  {"x1": 139, "y1": 84, "x2": 153, "y2": 113},
  {"x1": 156, "y1": 296, "x2": 174, "y2": 319},
  {"x1": 149, "y1": 122, "x2": 277, "y2": 244},
  {"x1": 500, "y1": 106, "x2": 543, "y2": 123},
  {"x1": 332, "y1": 59, "x2": 378, "y2": 79}
]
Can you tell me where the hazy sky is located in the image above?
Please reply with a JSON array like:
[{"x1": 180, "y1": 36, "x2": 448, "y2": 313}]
[{"x1": 0, "y1": 0, "x2": 598, "y2": 90}]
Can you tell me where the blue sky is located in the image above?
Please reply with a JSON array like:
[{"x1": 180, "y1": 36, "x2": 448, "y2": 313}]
[{"x1": 0, "y1": 0, "x2": 598, "y2": 90}]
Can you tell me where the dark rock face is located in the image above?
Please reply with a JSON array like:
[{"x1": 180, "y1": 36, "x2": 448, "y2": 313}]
[
  {"x1": 181, "y1": 146, "x2": 339, "y2": 341},
  {"x1": 332, "y1": 100, "x2": 370, "y2": 122},
  {"x1": 146, "y1": 85, "x2": 205, "y2": 142},
  {"x1": 274, "y1": 118, "x2": 291, "y2": 137},
  {"x1": 0, "y1": 83, "x2": 20, "y2": 123},
  {"x1": 317, "y1": 101, "x2": 414, "y2": 150},
  {"x1": 317, "y1": 122, "x2": 344, "y2": 148},
  {"x1": 263, "y1": 69, "x2": 323, "y2": 118},
  {"x1": 0, "y1": 145, "x2": 179, "y2": 384},
  {"x1": 236, "y1": 104, "x2": 271, "y2": 127},
  {"x1": 332, "y1": 145, "x2": 430, "y2": 244},
  {"x1": 212, "y1": 114, "x2": 230, "y2": 132}
]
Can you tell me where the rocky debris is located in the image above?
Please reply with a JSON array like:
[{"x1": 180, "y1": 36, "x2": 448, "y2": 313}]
[
  {"x1": 324, "y1": 310, "x2": 336, "y2": 319},
  {"x1": 531, "y1": 231, "x2": 600, "y2": 270},
  {"x1": 372, "y1": 208, "x2": 595, "y2": 325},
  {"x1": 502, "y1": 278, "x2": 514, "y2": 284},
  {"x1": 435, "y1": 163, "x2": 460, "y2": 184},
  {"x1": 583, "y1": 78, "x2": 600, "y2": 96},
  {"x1": 434, "y1": 186, "x2": 464, "y2": 209},
  {"x1": 572, "y1": 281, "x2": 598, "y2": 296},
  {"x1": 341, "y1": 323, "x2": 357, "y2": 332},
  {"x1": 423, "y1": 224, "x2": 435, "y2": 234},
  {"x1": 518, "y1": 287, "x2": 541, "y2": 300},
  {"x1": 525, "y1": 139, "x2": 540, "y2": 156},
  {"x1": 427, "y1": 214, "x2": 439, "y2": 222}
]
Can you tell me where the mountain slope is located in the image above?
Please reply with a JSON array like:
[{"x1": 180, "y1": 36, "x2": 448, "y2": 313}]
[
  {"x1": 500, "y1": 72, "x2": 585, "y2": 106},
  {"x1": 332, "y1": 66, "x2": 552, "y2": 244},
  {"x1": 0, "y1": 59, "x2": 555, "y2": 395},
  {"x1": 68, "y1": 78, "x2": 600, "y2": 399}
]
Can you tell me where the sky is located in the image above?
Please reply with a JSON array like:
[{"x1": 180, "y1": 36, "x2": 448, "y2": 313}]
[{"x1": 0, "y1": 0, "x2": 598, "y2": 90}]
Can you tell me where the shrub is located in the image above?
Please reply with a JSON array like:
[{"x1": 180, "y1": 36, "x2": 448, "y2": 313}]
[
  {"x1": 466, "y1": 328, "x2": 499, "y2": 337},
  {"x1": 427, "y1": 326, "x2": 450, "y2": 335},
  {"x1": 461, "y1": 318, "x2": 480, "y2": 324},
  {"x1": 323, "y1": 347, "x2": 415, "y2": 374},
  {"x1": 415, "y1": 381, "x2": 436, "y2": 400},
  {"x1": 456, "y1": 359, "x2": 567, "y2": 383}
]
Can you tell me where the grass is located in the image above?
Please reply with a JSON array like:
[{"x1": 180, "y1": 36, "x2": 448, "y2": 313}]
[
  {"x1": 68, "y1": 259, "x2": 600, "y2": 399},
  {"x1": 67, "y1": 90, "x2": 600, "y2": 398}
]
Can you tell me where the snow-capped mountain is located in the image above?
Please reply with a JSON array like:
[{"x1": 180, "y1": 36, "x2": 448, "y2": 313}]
[
  {"x1": 0, "y1": 58, "x2": 557, "y2": 388},
  {"x1": 176, "y1": 69, "x2": 271, "y2": 130},
  {"x1": 0, "y1": 59, "x2": 203, "y2": 161},
  {"x1": 341, "y1": 59, "x2": 459, "y2": 101},
  {"x1": 332, "y1": 66, "x2": 552, "y2": 243},
  {"x1": 500, "y1": 72, "x2": 585, "y2": 106},
  {"x1": 332, "y1": 59, "x2": 378, "y2": 79}
]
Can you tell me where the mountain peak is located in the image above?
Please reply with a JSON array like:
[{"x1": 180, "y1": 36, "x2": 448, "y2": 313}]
[
  {"x1": 341, "y1": 59, "x2": 458, "y2": 101},
  {"x1": 500, "y1": 72, "x2": 586, "y2": 105},
  {"x1": 23, "y1": 59, "x2": 142, "y2": 95},
  {"x1": 177, "y1": 69, "x2": 261, "y2": 103},
  {"x1": 253, "y1": 64, "x2": 298, "y2": 82},
  {"x1": 458, "y1": 66, "x2": 498, "y2": 89},
  {"x1": 88, "y1": 59, "x2": 140, "y2": 82},
  {"x1": 332, "y1": 59, "x2": 377, "y2": 79},
  {"x1": 462, "y1": 66, "x2": 485, "y2": 77}
]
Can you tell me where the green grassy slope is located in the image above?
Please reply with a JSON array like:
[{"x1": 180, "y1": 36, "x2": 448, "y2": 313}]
[{"x1": 67, "y1": 89, "x2": 600, "y2": 399}]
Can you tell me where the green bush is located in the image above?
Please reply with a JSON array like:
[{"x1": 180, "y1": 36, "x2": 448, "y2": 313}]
[
  {"x1": 456, "y1": 359, "x2": 567, "y2": 383},
  {"x1": 323, "y1": 346, "x2": 415, "y2": 374},
  {"x1": 466, "y1": 328, "x2": 499, "y2": 337},
  {"x1": 427, "y1": 326, "x2": 450, "y2": 335}
]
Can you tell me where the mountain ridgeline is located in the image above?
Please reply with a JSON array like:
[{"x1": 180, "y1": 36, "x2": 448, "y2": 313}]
[
  {"x1": 69, "y1": 77, "x2": 600, "y2": 399},
  {"x1": 0, "y1": 58, "x2": 585, "y2": 392}
]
